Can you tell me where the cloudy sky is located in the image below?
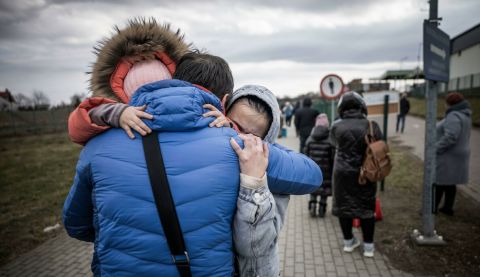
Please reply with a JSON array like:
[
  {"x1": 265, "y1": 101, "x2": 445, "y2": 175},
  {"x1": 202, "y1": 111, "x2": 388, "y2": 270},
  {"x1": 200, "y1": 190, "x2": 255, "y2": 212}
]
[{"x1": 0, "y1": 0, "x2": 478, "y2": 104}]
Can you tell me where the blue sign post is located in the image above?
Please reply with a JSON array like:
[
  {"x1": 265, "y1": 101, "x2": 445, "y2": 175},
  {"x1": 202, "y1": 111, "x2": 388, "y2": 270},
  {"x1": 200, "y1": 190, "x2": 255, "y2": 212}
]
[
  {"x1": 412, "y1": 2, "x2": 450, "y2": 246},
  {"x1": 423, "y1": 22, "x2": 450, "y2": 82}
]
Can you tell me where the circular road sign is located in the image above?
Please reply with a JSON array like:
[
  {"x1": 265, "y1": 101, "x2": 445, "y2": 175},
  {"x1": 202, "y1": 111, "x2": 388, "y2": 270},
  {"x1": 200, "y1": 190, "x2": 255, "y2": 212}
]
[{"x1": 320, "y1": 74, "x2": 344, "y2": 100}]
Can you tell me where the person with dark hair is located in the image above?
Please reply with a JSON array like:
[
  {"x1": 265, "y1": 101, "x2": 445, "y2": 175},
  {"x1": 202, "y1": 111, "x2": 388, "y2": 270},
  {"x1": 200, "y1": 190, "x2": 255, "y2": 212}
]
[
  {"x1": 225, "y1": 95, "x2": 273, "y2": 138},
  {"x1": 173, "y1": 52, "x2": 234, "y2": 99},
  {"x1": 435, "y1": 92, "x2": 471, "y2": 216},
  {"x1": 330, "y1": 91, "x2": 382, "y2": 258},
  {"x1": 294, "y1": 97, "x2": 319, "y2": 153},
  {"x1": 63, "y1": 19, "x2": 322, "y2": 276},
  {"x1": 203, "y1": 84, "x2": 303, "y2": 276},
  {"x1": 396, "y1": 93, "x2": 410, "y2": 133}
]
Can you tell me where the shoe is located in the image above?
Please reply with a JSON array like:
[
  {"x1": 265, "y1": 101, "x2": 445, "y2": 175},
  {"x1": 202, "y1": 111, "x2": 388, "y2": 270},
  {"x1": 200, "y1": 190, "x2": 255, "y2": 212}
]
[
  {"x1": 363, "y1": 243, "x2": 374, "y2": 258},
  {"x1": 343, "y1": 238, "x2": 361, "y2": 253},
  {"x1": 439, "y1": 207, "x2": 454, "y2": 216}
]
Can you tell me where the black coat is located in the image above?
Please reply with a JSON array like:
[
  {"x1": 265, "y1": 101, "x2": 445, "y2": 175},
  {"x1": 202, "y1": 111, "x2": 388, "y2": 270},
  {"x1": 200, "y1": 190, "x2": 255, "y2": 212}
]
[
  {"x1": 399, "y1": 97, "x2": 410, "y2": 115},
  {"x1": 294, "y1": 107, "x2": 319, "y2": 138},
  {"x1": 304, "y1": 126, "x2": 334, "y2": 196},
  {"x1": 330, "y1": 109, "x2": 382, "y2": 219}
]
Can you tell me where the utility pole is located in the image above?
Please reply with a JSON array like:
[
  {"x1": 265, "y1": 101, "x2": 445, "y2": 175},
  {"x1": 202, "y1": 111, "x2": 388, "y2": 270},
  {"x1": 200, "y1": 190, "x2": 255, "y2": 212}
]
[{"x1": 412, "y1": 0, "x2": 448, "y2": 246}]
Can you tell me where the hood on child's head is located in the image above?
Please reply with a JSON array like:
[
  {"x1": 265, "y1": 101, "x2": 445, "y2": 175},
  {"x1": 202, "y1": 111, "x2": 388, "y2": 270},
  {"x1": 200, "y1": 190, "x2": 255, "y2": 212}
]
[
  {"x1": 89, "y1": 17, "x2": 191, "y2": 103},
  {"x1": 227, "y1": 85, "x2": 280, "y2": 144}
]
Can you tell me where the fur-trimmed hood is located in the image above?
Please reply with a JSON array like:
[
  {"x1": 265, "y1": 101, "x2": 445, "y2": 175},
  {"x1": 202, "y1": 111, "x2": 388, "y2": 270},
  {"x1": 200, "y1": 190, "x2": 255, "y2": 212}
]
[{"x1": 89, "y1": 17, "x2": 191, "y2": 102}]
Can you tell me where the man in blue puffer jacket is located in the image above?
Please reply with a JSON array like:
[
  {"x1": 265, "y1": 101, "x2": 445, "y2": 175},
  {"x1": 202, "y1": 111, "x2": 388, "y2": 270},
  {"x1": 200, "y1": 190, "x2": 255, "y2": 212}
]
[{"x1": 63, "y1": 53, "x2": 322, "y2": 276}]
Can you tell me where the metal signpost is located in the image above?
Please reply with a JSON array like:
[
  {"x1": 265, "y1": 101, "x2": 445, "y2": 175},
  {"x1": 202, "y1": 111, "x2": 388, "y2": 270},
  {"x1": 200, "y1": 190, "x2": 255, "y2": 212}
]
[
  {"x1": 381, "y1": 94, "x2": 389, "y2": 192},
  {"x1": 412, "y1": 0, "x2": 449, "y2": 246},
  {"x1": 320, "y1": 74, "x2": 344, "y2": 122}
]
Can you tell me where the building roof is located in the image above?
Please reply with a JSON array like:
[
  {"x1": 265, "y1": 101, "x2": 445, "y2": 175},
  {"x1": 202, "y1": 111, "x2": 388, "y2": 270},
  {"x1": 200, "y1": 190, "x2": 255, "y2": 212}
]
[
  {"x1": 451, "y1": 23, "x2": 480, "y2": 54},
  {"x1": 376, "y1": 68, "x2": 424, "y2": 80},
  {"x1": 0, "y1": 89, "x2": 15, "y2": 103}
]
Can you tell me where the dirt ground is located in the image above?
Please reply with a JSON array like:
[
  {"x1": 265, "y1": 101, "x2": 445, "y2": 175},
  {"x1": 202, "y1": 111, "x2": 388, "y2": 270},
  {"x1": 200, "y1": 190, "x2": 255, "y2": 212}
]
[{"x1": 375, "y1": 141, "x2": 480, "y2": 276}]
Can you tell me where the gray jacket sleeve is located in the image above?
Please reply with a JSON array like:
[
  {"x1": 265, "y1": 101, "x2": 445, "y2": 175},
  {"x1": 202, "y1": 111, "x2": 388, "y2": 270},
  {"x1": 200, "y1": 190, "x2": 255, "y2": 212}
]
[
  {"x1": 233, "y1": 174, "x2": 288, "y2": 276},
  {"x1": 436, "y1": 113, "x2": 461, "y2": 155},
  {"x1": 88, "y1": 103, "x2": 129, "y2": 128}
]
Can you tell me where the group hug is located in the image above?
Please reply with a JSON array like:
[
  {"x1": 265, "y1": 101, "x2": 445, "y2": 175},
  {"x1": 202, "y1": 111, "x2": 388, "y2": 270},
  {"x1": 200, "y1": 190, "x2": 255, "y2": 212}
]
[{"x1": 62, "y1": 17, "x2": 385, "y2": 277}]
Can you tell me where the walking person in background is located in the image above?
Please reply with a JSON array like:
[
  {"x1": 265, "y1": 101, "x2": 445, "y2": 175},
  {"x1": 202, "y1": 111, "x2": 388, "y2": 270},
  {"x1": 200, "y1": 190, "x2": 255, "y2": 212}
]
[
  {"x1": 294, "y1": 97, "x2": 319, "y2": 153},
  {"x1": 396, "y1": 93, "x2": 410, "y2": 133},
  {"x1": 330, "y1": 92, "x2": 382, "y2": 258},
  {"x1": 283, "y1": 101, "x2": 294, "y2": 127},
  {"x1": 304, "y1": 113, "x2": 334, "y2": 218},
  {"x1": 435, "y1": 92, "x2": 471, "y2": 216}
]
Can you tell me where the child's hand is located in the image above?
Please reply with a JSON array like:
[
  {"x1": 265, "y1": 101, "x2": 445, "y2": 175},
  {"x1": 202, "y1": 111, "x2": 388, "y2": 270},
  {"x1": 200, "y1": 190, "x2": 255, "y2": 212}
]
[
  {"x1": 203, "y1": 104, "x2": 231, "y2": 128},
  {"x1": 119, "y1": 105, "x2": 154, "y2": 139},
  {"x1": 230, "y1": 134, "x2": 269, "y2": 178}
]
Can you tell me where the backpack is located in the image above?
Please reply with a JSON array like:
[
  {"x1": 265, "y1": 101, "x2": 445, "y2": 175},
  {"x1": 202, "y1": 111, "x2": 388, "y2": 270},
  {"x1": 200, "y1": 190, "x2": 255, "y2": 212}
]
[{"x1": 358, "y1": 121, "x2": 392, "y2": 185}]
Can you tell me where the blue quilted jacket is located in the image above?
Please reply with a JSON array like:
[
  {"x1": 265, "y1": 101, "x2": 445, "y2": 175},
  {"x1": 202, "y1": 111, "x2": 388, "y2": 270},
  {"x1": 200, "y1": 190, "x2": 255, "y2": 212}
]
[{"x1": 63, "y1": 80, "x2": 322, "y2": 276}]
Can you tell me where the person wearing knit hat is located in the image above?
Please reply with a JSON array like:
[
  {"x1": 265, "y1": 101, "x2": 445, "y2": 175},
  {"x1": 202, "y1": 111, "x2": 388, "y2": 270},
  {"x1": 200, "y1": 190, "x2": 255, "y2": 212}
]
[
  {"x1": 315, "y1": 113, "x2": 330, "y2": 128},
  {"x1": 435, "y1": 92, "x2": 472, "y2": 216},
  {"x1": 64, "y1": 49, "x2": 323, "y2": 277},
  {"x1": 123, "y1": 60, "x2": 172, "y2": 98},
  {"x1": 305, "y1": 113, "x2": 334, "y2": 218},
  {"x1": 63, "y1": 19, "x2": 323, "y2": 276},
  {"x1": 68, "y1": 17, "x2": 190, "y2": 145},
  {"x1": 445, "y1": 91, "x2": 465, "y2": 106},
  {"x1": 87, "y1": 59, "x2": 174, "y2": 139}
]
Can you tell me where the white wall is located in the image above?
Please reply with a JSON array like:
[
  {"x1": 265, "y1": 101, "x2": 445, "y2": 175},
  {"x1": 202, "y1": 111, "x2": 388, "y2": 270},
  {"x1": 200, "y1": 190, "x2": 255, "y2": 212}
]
[{"x1": 450, "y1": 44, "x2": 480, "y2": 79}]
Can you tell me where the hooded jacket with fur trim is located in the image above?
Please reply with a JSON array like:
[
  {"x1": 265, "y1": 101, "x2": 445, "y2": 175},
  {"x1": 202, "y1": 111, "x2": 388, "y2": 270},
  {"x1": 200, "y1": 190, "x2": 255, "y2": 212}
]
[
  {"x1": 68, "y1": 18, "x2": 190, "y2": 144},
  {"x1": 63, "y1": 80, "x2": 322, "y2": 276}
]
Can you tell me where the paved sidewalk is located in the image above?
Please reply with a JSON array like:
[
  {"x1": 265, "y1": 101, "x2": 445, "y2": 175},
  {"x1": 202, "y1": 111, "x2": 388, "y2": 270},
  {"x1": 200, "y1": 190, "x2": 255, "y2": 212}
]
[
  {"x1": 0, "y1": 232, "x2": 92, "y2": 277},
  {"x1": 0, "y1": 125, "x2": 412, "y2": 277},
  {"x1": 276, "y1": 126, "x2": 410, "y2": 277}
]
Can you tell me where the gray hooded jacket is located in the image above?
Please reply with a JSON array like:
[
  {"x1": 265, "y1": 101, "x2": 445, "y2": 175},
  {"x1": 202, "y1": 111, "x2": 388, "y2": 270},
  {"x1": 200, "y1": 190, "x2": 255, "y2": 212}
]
[{"x1": 228, "y1": 85, "x2": 289, "y2": 277}]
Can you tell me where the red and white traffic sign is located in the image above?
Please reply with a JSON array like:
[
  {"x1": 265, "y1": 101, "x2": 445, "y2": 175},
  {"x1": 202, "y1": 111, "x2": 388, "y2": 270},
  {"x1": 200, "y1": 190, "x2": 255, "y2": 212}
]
[{"x1": 320, "y1": 74, "x2": 344, "y2": 100}]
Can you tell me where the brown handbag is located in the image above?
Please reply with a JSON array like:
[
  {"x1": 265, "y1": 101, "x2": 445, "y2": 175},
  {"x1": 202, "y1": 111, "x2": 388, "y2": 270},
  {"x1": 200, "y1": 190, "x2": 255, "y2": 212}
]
[{"x1": 358, "y1": 121, "x2": 392, "y2": 185}]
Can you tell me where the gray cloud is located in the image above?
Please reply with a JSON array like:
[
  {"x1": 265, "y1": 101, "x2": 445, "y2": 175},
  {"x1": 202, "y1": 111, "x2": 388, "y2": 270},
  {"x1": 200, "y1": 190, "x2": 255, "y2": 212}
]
[{"x1": 0, "y1": 0, "x2": 478, "y2": 103}]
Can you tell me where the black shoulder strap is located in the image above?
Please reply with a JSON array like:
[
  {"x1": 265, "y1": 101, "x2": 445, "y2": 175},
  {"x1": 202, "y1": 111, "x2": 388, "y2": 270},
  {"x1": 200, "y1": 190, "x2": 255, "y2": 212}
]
[
  {"x1": 142, "y1": 132, "x2": 191, "y2": 277},
  {"x1": 365, "y1": 120, "x2": 376, "y2": 144}
]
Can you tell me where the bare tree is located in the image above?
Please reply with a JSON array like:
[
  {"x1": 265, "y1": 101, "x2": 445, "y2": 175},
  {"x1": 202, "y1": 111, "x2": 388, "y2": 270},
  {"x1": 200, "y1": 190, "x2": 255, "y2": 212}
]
[
  {"x1": 70, "y1": 92, "x2": 86, "y2": 108},
  {"x1": 14, "y1": 93, "x2": 33, "y2": 109},
  {"x1": 32, "y1": 90, "x2": 50, "y2": 109}
]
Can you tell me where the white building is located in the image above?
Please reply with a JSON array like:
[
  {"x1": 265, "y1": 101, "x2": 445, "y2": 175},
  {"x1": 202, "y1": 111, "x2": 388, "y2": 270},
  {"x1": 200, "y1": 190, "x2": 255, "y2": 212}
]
[
  {"x1": 0, "y1": 89, "x2": 18, "y2": 111},
  {"x1": 448, "y1": 23, "x2": 480, "y2": 94}
]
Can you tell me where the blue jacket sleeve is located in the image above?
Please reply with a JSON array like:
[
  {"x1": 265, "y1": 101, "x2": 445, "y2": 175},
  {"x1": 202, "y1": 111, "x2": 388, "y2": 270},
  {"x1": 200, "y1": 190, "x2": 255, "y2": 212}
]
[
  {"x1": 62, "y1": 149, "x2": 95, "y2": 242},
  {"x1": 230, "y1": 136, "x2": 322, "y2": 195},
  {"x1": 266, "y1": 143, "x2": 322, "y2": 195}
]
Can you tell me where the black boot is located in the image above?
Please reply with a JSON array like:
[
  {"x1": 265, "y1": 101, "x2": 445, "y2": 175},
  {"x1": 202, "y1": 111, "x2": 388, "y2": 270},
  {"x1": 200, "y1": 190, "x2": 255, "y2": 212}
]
[
  {"x1": 308, "y1": 200, "x2": 317, "y2": 217},
  {"x1": 318, "y1": 204, "x2": 326, "y2": 218},
  {"x1": 440, "y1": 185, "x2": 456, "y2": 216}
]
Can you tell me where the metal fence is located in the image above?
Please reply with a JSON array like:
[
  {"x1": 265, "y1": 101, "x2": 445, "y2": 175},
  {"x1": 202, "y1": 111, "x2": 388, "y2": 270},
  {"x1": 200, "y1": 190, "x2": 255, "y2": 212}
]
[
  {"x1": 410, "y1": 73, "x2": 480, "y2": 98},
  {"x1": 0, "y1": 107, "x2": 73, "y2": 137},
  {"x1": 312, "y1": 99, "x2": 338, "y2": 122}
]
